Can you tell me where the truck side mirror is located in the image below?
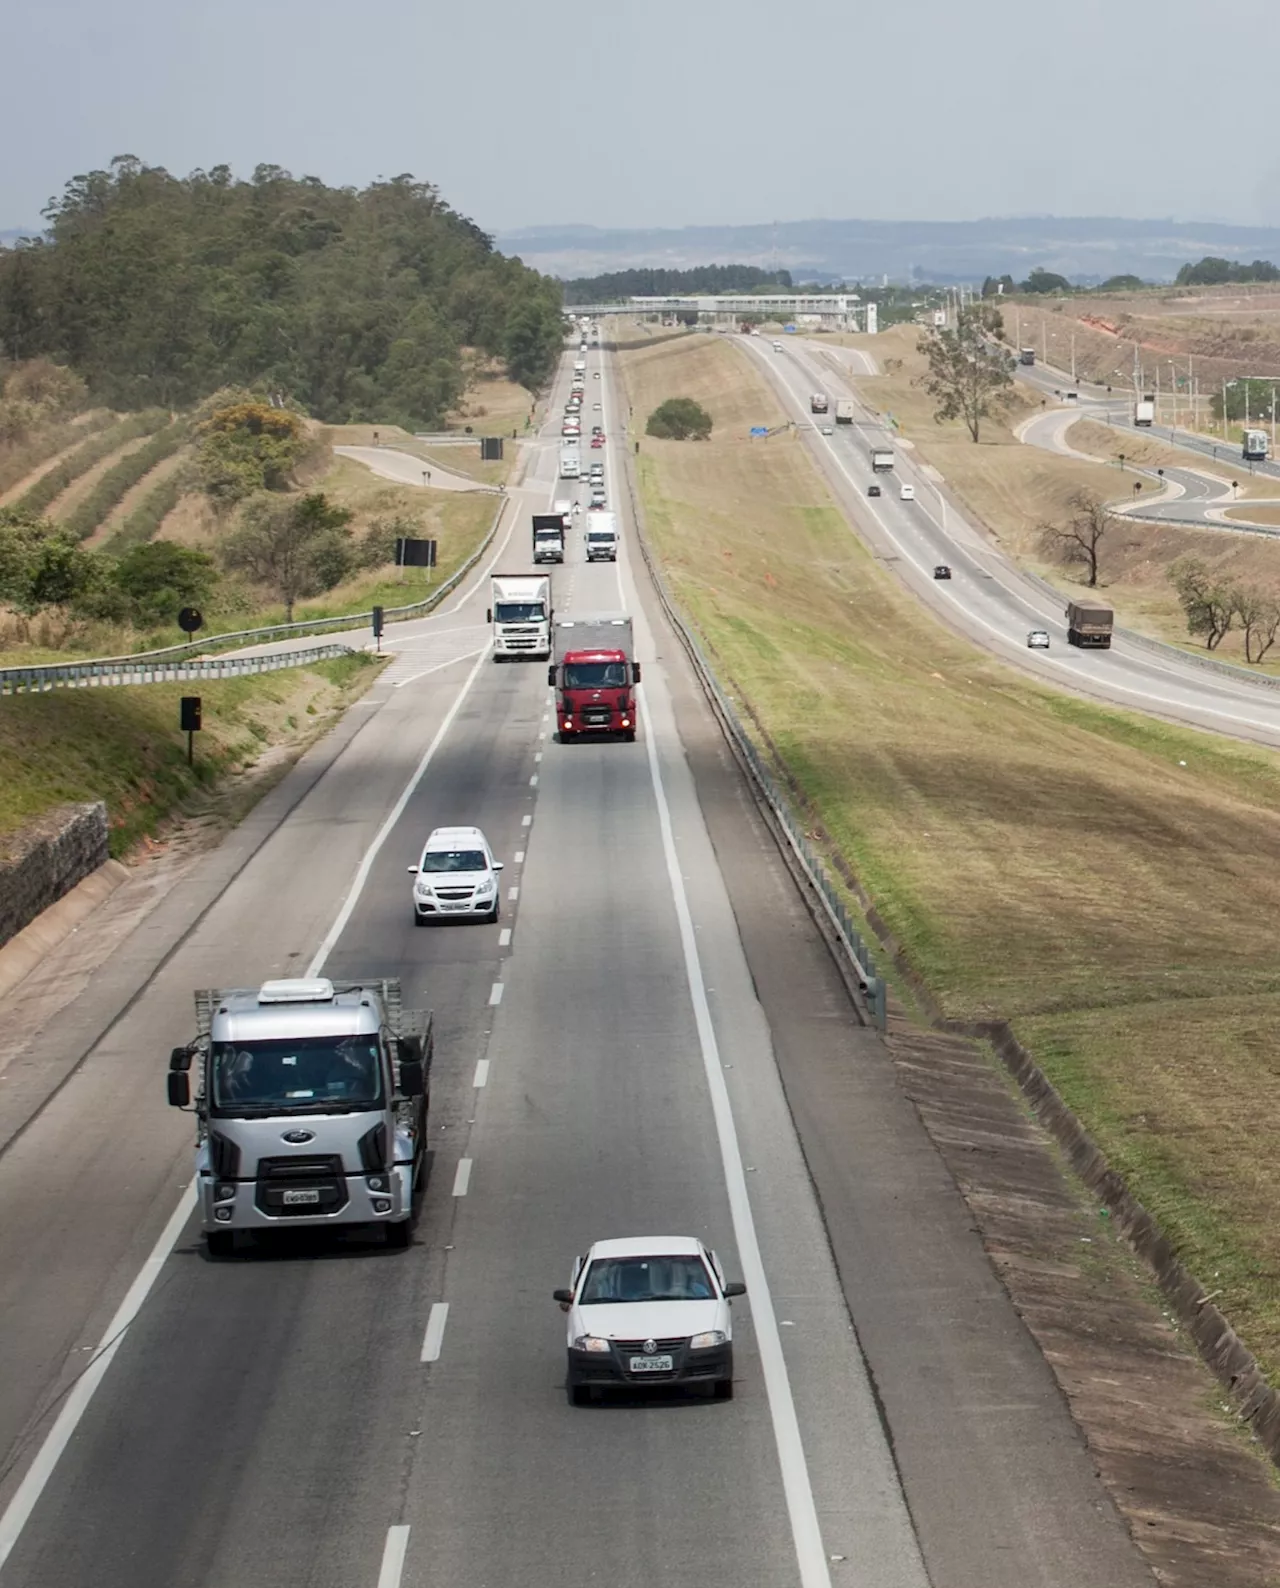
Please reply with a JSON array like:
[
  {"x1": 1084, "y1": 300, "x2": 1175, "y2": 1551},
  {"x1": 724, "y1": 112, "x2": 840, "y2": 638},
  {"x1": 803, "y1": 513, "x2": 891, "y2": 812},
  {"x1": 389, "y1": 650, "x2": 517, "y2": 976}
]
[
  {"x1": 167, "y1": 1072, "x2": 191, "y2": 1108},
  {"x1": 547, "y1": 665, "x2": 556, "y2": 686},
  {"x1": 631, "y1": 662, "x2": 642, "y2": 684},
  {"x1": 169, "y1": 1046, "x2": 193, "y2": 1071},
  {"x1": 485, "y1": 608, "x2": 492, "y2": 623},
  {"x1": 398, "y1": 1058, "x2": 424, "y2": 1098}
]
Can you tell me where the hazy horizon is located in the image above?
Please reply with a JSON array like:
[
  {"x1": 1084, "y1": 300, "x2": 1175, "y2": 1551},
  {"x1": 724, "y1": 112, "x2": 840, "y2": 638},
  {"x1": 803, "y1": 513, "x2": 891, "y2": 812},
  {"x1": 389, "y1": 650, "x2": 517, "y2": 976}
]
[{"x1": 3, "y1": 0, "x2": 1279, "y2": 240}]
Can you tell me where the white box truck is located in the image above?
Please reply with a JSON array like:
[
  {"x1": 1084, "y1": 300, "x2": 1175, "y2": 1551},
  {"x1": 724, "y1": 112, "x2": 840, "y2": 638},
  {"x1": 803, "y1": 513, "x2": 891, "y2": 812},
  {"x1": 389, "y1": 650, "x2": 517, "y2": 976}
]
[
  {"x1": 488, "y1": 573, "x2": 553, "y2": 659},
  {"x1": 559, "y1": 441, "x2": 581, "y2": 479},
  {"x1": 871, "y1": 446, "x2": 894, "y2": 471},
  {"x1": 1133, "y1": 394, "x2": 1155, "y2": 426},
  {"x1": 1243, "y1": 428, "x2": 1270, "y2": 461},
  {"x1": 835, "y1": 399, "x2": 856, "y2": 424},
  {"x1": 585, "y1": 510, "x2": 618, "y2": 562}
]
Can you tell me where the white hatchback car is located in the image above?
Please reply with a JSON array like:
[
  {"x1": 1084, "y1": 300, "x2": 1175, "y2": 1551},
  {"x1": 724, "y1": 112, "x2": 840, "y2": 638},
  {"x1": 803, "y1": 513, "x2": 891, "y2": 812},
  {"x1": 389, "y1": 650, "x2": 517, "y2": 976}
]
[
  {"x1": 408, "y1": 826, "x2": 503, "y2": 925},
  {"x1": 554, "y1": 1235, "x2": 745, "y2": 1404},
  {"x1": 1027, "y1": 629, "x2": 1051, "y2": 649},
  {"x1": 899, "y1": 484, "x2": 915, "y2": 501}
]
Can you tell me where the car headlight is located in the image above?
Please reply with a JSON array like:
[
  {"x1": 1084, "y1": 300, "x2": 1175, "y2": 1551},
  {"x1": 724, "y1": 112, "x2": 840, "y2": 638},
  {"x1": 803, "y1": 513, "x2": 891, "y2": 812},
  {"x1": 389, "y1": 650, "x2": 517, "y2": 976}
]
[
  {"x1": 415, "y1": 883, "x2": 433, "y2": 897},
  {"x1": 475, "y1": 878, "x2": 495, "y2": 895},
  {"x1": 689, "y1": 1330, "x2": 726, "y2": 1350},
  {"x1": 572, "y1": 1335, "x2": 612, "y2": 1353}
]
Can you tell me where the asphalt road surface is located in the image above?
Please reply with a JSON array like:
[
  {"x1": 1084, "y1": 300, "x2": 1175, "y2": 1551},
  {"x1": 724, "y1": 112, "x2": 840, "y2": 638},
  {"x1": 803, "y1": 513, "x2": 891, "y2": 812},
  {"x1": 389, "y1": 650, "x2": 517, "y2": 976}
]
[
  {"x1": 0, "y1": 343, "x2": 1156, "y2": 1588},
  {"x1": 751, "y1": 334, "x2": 1280, "y2": 747}
]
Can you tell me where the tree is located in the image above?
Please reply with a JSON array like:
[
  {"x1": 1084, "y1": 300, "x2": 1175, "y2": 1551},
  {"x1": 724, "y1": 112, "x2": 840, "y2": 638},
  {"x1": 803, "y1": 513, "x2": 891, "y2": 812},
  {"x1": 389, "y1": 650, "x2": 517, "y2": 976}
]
[
  {"x1": 1170, "y1": 557, "x2": 1236, "y2": 650},
  {"x1": 221, "y1": 491, "x2": 353, "y2": 620},
  {"x1": 916, "y1": 302, "x2": 1014, "y2": 443},
  {"x1": 113, "y1": 541, "x2": 216, "y2": 626},
  {"x1": 1039, "y1": 489, "x2": 1114, "y2": 588},
  {"x1": 1021, "y1": 269, "x2": 1072, "y2": 294},
  {"x1": 503, "y1": 295, "x2": 563, "y2": 392},
  {"x1": 645, "y1": 397, "x2": 713, "y2": 441},
  {"x1": 1232, "y1": 584, "x2": 1280, "y2": 663},
  {"x1": 195, "y1": 398, "x2": 310, "y2": 506},
  {"x1": 1098, "y1": 274, "x2": 1145, "y2": 292}
]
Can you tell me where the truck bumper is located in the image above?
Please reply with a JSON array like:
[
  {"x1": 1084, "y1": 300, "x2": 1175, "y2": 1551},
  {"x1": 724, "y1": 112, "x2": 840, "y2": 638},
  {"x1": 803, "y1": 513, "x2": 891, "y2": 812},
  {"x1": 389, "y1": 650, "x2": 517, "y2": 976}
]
[{"x1": 199, "y1": 1163, "x2": 414, "y2": 1233}]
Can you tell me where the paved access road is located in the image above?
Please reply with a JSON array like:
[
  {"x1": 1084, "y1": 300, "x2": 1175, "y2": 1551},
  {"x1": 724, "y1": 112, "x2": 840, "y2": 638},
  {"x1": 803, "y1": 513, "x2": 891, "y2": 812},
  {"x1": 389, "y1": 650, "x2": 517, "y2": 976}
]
[
  {"x1": 749, "y1": 335, "x2": 1280, "y2": 746},
  {"x1": 0, "y1": 343, "x2": 1155, "y2": 1588}
]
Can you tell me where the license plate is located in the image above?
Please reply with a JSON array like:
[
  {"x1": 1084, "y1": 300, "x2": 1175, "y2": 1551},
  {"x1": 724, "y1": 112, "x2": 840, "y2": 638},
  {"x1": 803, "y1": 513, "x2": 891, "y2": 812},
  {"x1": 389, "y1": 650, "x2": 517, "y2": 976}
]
[
  {"x1": 629, "y1": 1354, "x2": 673, "y2": 1373},
  {"x1": 282, "y1": 1188, "x2": 320, "y2": 1205}
]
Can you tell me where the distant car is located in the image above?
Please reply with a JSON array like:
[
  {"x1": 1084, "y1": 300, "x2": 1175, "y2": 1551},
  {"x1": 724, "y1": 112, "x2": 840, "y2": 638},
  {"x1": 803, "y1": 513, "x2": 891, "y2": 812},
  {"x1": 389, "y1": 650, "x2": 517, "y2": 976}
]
[
  {"x1": 820, "y1": 424, "x2": 834, "y2": 435},
  {"x1": 593, "y1": 402, "x2": 602, "y2": 410},
  {"x1": 899, "y1": 484, "x2": 915, "y2": 501},
  {"x1": 593, "y1": 371, "x2": 602, "y2": 379},
  {"x1": 589, "y1": 487, "x2": 607, "y2": 508},
  {"x1": 554, "y1": 1235, "x2": 746, "y2": 1404},
  {"x1": 590, "y1": 435, "x2": 604, "y2": 448},
  {"x1": 772, "y1": 340, "x2": 783, "y2": 351},
  {"x1": 933, "y1": 565, "x2": 952, "y2": 580},
  {"x1": 592, "y1": 425, "x2": 603, "y2": 435},
  {"x1": 1027, "y1": 629, "x2": 1051, "y2": 649},
  {"x1": 867, "y1": 484, "x2": 881, "y2": 497},
  {"x1": 409, "y1": 826, "x2": 503, "y2": 925}
]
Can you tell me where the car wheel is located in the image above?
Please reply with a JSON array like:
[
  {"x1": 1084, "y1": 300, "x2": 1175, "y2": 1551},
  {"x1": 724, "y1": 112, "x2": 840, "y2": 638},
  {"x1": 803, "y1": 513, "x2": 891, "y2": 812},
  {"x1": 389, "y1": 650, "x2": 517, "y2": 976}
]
[
  {"x1": 713, "y1": 1377, "x2": 734, "y2": 1400},
  {"x1": 487, "y1": 903, "x2": 499, "y2": 924},
  {"x1": 385, "y1": 1218, "x2": 412, "y2": 1250},
  {"x1": 569, "y1": 1383, "x2": 592, "y2": 1407},
  {"x1": 205, "y1": 1230, "x2": 234, "y2": 1259},
  {"x1": 413, "y1": 912, "x2": 427, "y2": 927}
]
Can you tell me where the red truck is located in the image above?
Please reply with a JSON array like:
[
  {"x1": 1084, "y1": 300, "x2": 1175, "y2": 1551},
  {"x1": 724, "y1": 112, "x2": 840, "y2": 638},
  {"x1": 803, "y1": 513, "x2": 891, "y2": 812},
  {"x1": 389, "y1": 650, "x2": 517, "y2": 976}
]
[{"x1": 548, "y1": 614, "x2": 642, "y2": 742}]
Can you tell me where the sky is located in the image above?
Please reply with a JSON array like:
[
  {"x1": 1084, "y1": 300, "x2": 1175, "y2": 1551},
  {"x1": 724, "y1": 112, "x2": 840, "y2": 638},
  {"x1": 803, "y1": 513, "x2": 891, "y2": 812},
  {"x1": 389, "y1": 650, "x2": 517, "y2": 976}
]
[{"x1": 3, "y1": 0, "x2": 1280, "y2": 238}]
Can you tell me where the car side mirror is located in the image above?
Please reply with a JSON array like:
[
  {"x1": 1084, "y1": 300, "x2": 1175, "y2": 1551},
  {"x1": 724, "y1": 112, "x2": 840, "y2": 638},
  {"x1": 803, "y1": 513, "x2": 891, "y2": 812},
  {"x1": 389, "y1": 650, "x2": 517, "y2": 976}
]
[
  {"x1": 398, "y1": 1058, "x2": 424, "y2": 1098},
  {"x1": 407, "y1": 864, "x2": 419, "y2": 874},
  {"x1": 553, "y1": 1288, "x2": 573, "y2": 1311},
  {"x1": 493, "y1": 860, "x2": 504, "y2": 870},
  {"x1": 167, "y1": 1072, "x2": 191, "y2": 1108},
  {"x1": 723, "y1": 1281, "x2": 747, "y2": 1298},
  {"x1": 547, "y1": 665, "x2": 556, "y2": 686},
  {"x1": 631, "y1": 662, "x2": 642, "y2": 684}
]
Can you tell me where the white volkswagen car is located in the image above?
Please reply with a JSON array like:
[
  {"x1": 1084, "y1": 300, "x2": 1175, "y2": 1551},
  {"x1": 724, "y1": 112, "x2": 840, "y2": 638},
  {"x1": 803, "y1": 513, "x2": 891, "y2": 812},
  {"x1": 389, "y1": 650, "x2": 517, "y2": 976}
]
[
  {"x1": 408, "y1": 826, "x2": 503, "y2": 924},
  {"x1": 554, "y1": 1235, "x2": 745, "y2": 1404}
]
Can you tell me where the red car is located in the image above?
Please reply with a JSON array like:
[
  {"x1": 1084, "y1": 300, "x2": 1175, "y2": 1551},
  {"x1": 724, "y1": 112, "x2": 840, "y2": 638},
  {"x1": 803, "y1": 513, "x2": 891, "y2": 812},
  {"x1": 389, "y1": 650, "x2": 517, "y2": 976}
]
[{"x1": 590, "y1": 435, "x2": 604, "y2": 448}]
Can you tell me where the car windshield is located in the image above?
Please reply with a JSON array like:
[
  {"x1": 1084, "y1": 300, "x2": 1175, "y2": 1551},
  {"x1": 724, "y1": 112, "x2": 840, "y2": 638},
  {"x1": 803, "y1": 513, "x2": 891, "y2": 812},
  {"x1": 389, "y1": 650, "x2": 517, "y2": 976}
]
[
  {"x1": 579, "y1": 1255, "x2": 716, "y2": 1304},
  {"x1": 211, "y1": 1035, "x2": 382, "y2": 1114},
  {"x1": 420, "y1": 849, "x2": 487, "y2": 873},
  {"x1": 563, "y1": 662, "x2": 626, "y2": 689}
]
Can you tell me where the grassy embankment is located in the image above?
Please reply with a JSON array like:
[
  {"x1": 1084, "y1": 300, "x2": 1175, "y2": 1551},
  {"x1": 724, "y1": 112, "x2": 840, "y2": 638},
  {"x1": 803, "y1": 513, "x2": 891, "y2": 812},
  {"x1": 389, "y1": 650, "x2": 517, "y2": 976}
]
[
  {"x1": 619, "y1": 330, "x2": 1280, "y2": 1387},
  {"x1": 842, "y1": 326, "x2": 1280, "y2": 667},
  {"x1": 0, "y1": 653, "x2": 382, "y2": 856}
]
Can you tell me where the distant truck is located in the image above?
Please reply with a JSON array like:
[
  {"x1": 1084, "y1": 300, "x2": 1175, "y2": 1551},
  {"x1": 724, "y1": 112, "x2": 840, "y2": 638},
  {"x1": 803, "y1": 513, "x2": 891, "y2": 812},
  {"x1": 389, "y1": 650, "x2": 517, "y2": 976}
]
[
  {"x1": 1243, "y1": 428, "x2": 1270, "y2": 462},
  {"x1": 1019, "y1": 348, "x2": 1036, "y2": 366},
  {"x1": 559, "y1": 440, "x2": 581, "y2": 479},
  {"x1": 584, "y1": 509, "x2": 618, "y2": 562},
  {"x1": 1133, "y1": 394, "x2": 1155, "y2": 426},
  {"x1": 835, "y1": 399, "x2": 856, "y2": 424},
  {"x1": 532, "y1": 513, "x2": 565, "y2": 564},
  {"x1": 488, "y1": 573, "x2": 552, "y2": 659},
  {"x1": 167, "y1": 977, "x2": 431, "y2": 1256},
  {"x1": 1065, "y1": 600, "x2": 1113, "y2": 649},
  {"x1": 548, "y1": 613, "x2": 641, "y2": 741},
  {"x1": 811, "y1": 393, "x2": 829, "y2": 414},
  {"x1": 870, "y1": 446, "x2": 894, "y2": 471}
]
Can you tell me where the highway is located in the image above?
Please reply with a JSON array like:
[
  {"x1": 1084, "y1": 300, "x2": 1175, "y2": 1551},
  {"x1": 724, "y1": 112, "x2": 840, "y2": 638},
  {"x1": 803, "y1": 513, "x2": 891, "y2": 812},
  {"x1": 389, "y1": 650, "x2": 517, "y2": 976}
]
[
  {"x1": 0, "y1": 341, "x2": 1157, "y2": 1588},
  {"x1": 747, "y1": 334, "x2": 1280, "y2": 746}
]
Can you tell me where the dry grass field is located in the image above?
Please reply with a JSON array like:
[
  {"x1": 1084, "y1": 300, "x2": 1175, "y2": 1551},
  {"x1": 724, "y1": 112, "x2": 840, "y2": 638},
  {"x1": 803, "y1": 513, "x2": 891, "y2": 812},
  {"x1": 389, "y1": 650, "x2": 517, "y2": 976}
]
[{"x1": 620, "y1": 329, "x2": 1280, "y2": 1385}]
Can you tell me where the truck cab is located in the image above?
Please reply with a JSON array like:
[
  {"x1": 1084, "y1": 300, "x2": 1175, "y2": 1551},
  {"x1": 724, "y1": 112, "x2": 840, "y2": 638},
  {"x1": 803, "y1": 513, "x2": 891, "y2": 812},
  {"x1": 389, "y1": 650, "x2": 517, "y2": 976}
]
[
  {"x1": 167, "y1": 977, "x2": 430, "y2": 1256},
  {"x1": 549, "y1": 614, "x2": 641, "y2": 742},
  {"x1": 532, "y1": 514, "x2": 566, "y2": 564},
  {"x1": 585, "y1": 509, "x2": 618, "y2": 561},
  {"x1": 488, "y1": 573, "x2": 552, "y2": 658}
]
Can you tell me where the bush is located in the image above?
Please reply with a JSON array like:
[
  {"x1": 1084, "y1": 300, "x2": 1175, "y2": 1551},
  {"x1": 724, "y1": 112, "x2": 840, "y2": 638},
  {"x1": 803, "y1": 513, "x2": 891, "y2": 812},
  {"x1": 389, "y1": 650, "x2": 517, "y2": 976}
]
[
  {"x1": 100, "y1": 469, "x2": 188, "y2": 553},
  {"x1": 645, "y1": 397, "x2": 713, "y2": 441},
  {"x1": 113, "y1": 541, "x2": 216, "y2": 627},
  {"x1": 60, "y1": 421, "x2": 189, "y2": 541},
  {"x1": 195, "y1": 400, "x2": 310, "y2": 507},
  {"x1": 13, "y1": 410, "x2": 170, "y2": 518}
]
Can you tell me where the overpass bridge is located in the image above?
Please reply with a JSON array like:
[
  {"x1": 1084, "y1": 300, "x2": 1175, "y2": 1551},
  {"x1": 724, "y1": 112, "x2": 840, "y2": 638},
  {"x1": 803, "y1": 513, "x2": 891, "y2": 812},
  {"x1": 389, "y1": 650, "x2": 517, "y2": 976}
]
[{"x1": 564, "y1": 293, "x2": 867, "y2": 329}]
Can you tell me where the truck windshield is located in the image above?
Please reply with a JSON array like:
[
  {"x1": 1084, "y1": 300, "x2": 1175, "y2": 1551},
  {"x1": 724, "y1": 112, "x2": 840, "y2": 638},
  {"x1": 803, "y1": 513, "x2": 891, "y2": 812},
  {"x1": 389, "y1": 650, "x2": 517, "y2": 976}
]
[
  {"x1": 564, "y1": 662, "x2": 626, "y2": 688},
  {"x1": 495, "y1": 602, "x2": 545, "y2": 622},
  {"x1": 211, "y1": 1035, "x2": 383, "y2": 1114},
  {"x1": 579, "y1": 1255, "x2": 716, "y2": 1303},
  {"x1": 587, "y1": 533, "x2": 614, "y2": 543}
]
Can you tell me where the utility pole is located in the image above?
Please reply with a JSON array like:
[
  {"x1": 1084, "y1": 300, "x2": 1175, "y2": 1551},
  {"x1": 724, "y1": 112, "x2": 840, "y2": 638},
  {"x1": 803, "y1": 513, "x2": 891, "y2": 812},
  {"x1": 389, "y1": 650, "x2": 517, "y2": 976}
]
[{"x1": 1070, "y1": 332, "x2": 1077, "y2": 383}]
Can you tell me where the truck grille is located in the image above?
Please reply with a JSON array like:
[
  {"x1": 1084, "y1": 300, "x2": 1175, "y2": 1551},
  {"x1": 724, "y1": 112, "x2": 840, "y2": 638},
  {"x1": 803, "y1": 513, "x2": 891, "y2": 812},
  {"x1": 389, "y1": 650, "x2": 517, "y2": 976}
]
[{"x1": 254, "y1": 1154, "x2": 348, "y2": 1217}]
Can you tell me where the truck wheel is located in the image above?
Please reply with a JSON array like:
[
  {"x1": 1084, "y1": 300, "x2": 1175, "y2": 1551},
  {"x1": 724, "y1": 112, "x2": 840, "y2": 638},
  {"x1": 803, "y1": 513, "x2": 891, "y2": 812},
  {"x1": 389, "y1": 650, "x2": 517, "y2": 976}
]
[
  {"x1": 386, "y1": 1218, "x2": 412, "y2": 1250},
  {"x1": 623, "y1": 730, "x2": 636, "y2": 743},
  {"x1": 206, "y1": 1230, "x2": 234, "y2": 1259}
]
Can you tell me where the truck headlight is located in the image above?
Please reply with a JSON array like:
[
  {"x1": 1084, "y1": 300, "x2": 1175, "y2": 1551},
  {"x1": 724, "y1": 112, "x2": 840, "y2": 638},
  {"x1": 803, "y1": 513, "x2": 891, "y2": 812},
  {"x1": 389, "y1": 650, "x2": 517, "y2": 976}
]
[
  {"x1": 689, "y1": 1330, "x2": 726, "y2": 1350},
  {"x1": 573, "y1": 1335, "x2": 611, "y2": 1353},
  {"x1": 215, "y1": 1182, "x2": 236, "y2": 1203}
]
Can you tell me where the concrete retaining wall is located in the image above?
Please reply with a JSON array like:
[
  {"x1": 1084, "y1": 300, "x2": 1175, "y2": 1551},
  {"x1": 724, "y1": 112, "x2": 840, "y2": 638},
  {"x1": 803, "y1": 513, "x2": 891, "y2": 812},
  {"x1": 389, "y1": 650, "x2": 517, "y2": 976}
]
[{"x1": 0, "y1": 803, "x2": 110, "y2": 949}]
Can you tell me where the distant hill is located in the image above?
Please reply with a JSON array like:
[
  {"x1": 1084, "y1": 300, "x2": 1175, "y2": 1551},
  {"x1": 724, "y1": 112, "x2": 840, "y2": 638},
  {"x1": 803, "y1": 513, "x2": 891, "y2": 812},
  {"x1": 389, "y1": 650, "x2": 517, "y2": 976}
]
[
  {"x1": 0, "y1": 227, "x2": 40, "y2": 247},
  {"x1": 497, "y1": 216, "x2": 1280, "y2": 287}
]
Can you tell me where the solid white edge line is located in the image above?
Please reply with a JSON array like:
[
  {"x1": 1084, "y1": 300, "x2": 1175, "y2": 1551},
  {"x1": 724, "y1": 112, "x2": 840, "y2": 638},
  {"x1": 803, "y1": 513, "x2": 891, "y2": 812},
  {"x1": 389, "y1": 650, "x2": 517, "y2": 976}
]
[
  {"x1": 452, "y1": 1159, "x2": 472, "y2": 1197},
  {"x1": 377, "y1": 1523, "x2": 411, "y2": 1588},
  {"x1": 0, "y1": 1179, "x2": 198, "y2": 1570},
  {"x1": 306, "y1": 642, "x2": 492, "y2": 977},
  {"x1": 514, "y1": 850, "x2": 525, "y2": 863},
  {"x1": 473, "y1": 1059, "x2": 490, "y2": 1088},
  {"x1": 521, "y1": 814, "x2": 532, "y2": 826},
  {"x1": 420, "y1": 1303, "x2": 449, "y2": 1364},
  {"x1": 637, "y1": 690, "x2": 831, "y2": 1588},
  {"x1": 498, "y1": 927, "x2": 512, "y2": 947}
]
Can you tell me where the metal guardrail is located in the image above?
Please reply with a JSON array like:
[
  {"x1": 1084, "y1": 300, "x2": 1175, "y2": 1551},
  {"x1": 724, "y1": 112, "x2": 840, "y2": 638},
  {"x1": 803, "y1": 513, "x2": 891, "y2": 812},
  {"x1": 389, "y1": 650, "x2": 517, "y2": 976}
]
[
  {"x1": 0, "y1": 492, "x2": 511, "y2": 695},
  {"x1": 0, "y1": 643, "x2": 356, "y2": 694},
  {"x1": 618, "y1": 423, "x2": 889, "y2": 1029}
]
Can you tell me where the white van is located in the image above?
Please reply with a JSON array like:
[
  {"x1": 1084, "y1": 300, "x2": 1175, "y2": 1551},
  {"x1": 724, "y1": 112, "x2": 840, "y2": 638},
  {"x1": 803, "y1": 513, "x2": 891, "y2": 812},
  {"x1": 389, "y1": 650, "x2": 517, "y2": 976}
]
[{"x1": 553, "y1": 498, "x2": 573, "y2": 525}]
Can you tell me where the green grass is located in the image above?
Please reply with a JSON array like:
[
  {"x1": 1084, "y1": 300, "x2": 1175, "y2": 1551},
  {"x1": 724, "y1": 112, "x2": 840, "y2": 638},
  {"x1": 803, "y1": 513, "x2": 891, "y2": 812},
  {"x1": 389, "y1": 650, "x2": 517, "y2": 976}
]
[
  {"x1": 0, "y1": 653, "x2": 382, "y2": 855},
  {"x1": 12, "y1": 411, "x2": 170, "y2": 518},
  {"x1": 620, "y1": 328, "x2": 1280, "y2": 1388},
  {"x1": 59, "y1": 421, "x2": 189, "y2": 541},
  {"x1": 0, "y1": 412, "x2": 116, "y2": 497}
]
